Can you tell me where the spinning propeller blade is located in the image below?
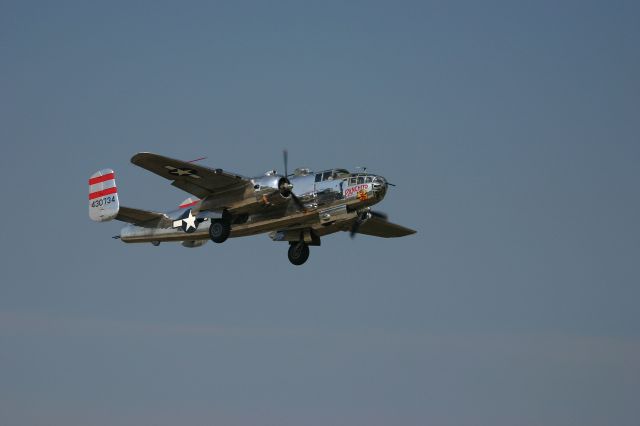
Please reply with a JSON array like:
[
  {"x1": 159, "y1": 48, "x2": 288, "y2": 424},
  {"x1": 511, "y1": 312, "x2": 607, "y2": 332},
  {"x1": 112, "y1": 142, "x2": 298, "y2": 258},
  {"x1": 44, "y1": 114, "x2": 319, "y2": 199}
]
[
  {"x1": 290, "y1": 192, "x2": 305, "y2": 210},
  {"x1": 280, "y1": 149, "x2": 305, "y2": 211},
  {"x1": 283, "y1": 149, "x2": 289, "y2": 177},
  {"x1": 370, "y1": 210, "x2": 388, "y2": 220},
  {"x1": 349, "y1": 221, "x2": 362, "y2": 239}
]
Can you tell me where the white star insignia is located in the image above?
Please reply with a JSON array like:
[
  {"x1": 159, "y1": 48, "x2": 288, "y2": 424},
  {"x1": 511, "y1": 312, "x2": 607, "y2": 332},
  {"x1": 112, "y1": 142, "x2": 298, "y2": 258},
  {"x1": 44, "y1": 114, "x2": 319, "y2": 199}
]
[
  {"x1": 172, "y1": 210, "x2": 199, "y2": 233},
  {"x1": 183, "y1": 211, "x2": 197, "y2": 231},
  {"x1": 164, "y1": 166, "x2": 201, "y2": 179}
]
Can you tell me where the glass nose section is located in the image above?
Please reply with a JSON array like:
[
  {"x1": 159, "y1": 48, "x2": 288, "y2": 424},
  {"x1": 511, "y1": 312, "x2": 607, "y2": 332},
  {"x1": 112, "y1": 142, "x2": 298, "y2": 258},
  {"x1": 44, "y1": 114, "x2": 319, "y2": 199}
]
[{"x1": 372, "y1": 176, "x2": 387, "y2": 192}]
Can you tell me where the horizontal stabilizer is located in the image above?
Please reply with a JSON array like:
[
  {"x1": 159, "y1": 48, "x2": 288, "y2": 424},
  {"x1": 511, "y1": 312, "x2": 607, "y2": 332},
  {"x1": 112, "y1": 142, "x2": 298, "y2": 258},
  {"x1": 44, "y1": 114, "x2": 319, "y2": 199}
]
[
  {"x1": 179, "y1": 197, "x2": 200, "y2": 209},
  {"x1": 116, "y1": 207, "x2": 172, "y2": 228}
]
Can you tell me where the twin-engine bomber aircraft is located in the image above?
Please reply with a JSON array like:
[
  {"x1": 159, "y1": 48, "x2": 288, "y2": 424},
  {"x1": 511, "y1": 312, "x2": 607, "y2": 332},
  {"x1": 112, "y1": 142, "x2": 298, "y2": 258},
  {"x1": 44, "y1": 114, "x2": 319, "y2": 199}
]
[{"x1": 89, "y1": 151, "x2": 416, "y2": 265}]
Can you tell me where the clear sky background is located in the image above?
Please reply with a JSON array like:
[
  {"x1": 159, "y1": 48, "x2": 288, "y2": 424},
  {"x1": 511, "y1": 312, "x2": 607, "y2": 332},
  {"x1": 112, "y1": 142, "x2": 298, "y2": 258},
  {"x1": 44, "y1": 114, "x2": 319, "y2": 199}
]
[{"x1": 1, "y1": 1, "x2": 639, "y2": 425}]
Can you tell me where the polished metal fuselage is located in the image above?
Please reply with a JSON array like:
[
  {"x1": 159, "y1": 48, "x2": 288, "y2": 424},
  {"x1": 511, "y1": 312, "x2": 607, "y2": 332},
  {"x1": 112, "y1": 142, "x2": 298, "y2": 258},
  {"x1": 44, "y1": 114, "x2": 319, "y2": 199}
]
[{"x1": 119, "y1": 170, "x2": 388, "y2": 244}]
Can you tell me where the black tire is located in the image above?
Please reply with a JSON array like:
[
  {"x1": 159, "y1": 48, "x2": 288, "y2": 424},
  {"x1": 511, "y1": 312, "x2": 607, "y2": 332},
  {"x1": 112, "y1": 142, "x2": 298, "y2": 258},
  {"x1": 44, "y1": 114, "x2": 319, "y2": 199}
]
[
  {"x1": 288, "y1": 242, "x2": 310, "y2": 265},
  {"x1": 209, "y1": 219, "x2": 231, "y2": 243}
]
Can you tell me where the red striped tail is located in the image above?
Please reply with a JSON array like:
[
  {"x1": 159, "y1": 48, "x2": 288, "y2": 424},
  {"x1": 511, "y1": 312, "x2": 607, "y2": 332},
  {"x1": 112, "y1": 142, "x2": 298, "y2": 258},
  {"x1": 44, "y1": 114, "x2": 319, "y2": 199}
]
[{"x1": 89, "y1": 169, "x2": 120, "y2": 222}]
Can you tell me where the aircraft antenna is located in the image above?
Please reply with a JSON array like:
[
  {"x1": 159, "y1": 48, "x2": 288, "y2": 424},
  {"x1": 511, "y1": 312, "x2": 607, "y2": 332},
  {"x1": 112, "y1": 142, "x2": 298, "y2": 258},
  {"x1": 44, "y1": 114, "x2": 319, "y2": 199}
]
[{"x1": 187, "y1": 156, "x2": 207, "y2": 163}]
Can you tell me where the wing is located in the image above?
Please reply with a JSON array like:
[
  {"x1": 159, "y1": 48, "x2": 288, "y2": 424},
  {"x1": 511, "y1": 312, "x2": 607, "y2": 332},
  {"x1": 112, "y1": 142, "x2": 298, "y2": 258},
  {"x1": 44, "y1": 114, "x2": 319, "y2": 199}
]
[
  {"x1": 131, "y1": 152, "x2": 251, "y2": 199},
  {"x1": 354, "y1": 216, "x2": 416, "y2": 238},
  {"x1": 116, "y1": 206, "x2": 173, "y2": 228}
]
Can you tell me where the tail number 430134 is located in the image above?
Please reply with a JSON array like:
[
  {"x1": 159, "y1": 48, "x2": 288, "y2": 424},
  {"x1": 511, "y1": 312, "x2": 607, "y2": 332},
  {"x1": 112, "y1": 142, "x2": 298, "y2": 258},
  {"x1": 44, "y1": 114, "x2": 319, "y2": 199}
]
[{"x1": 91, "y1": 196, "x2": 116, "y2": 208}]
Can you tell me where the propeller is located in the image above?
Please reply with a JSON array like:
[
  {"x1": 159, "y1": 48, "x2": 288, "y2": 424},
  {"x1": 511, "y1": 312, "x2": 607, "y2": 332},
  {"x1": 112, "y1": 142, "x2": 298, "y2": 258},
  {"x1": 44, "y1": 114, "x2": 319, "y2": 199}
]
[
  {"x1": 280, "y1": 149, "x2": 305, "y2": 211},
  {"x1": 370, "y1": 210, "x2": 388, "y2": 220},
  {"x1": 283, "y1": 149, "x2": 289, "y2": 177},
  {"x1": 350, "y1": 210, "x2": 388, "y2": 238}
]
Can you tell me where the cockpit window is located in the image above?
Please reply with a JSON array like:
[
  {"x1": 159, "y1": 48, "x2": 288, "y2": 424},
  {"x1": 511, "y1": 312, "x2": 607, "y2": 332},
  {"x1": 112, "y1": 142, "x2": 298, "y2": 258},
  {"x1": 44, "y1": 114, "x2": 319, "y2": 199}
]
[
  {"x1": 349, "y1": 177, "x2": 357, "y2": 185},
  {"x1": 357, "y1": 176, "x2": 365, "y2": 184},
  {"x1": 315, "y1": 173, "x2": 322, "y2": 182},
  {"x1": 365, "y1": 176, "x2": 372, "y2": 183},
  {"x1": 322, "y1": 171, "x2": 332, "y2": 181}
]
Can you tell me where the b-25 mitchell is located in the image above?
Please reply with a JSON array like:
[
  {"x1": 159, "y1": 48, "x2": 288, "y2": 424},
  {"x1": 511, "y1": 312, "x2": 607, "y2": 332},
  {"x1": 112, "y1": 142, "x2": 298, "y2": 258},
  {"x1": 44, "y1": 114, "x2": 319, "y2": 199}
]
[{"x1": 89, "y1": 151, "x2": 416, "y2": 265}]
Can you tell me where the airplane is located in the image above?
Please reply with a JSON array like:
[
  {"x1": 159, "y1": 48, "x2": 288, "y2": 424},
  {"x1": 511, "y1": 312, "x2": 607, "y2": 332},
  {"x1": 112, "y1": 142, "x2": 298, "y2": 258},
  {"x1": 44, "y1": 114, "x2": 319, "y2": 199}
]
[{"x1": 89, "y1": 151, "x2": 416, "y2": 265}]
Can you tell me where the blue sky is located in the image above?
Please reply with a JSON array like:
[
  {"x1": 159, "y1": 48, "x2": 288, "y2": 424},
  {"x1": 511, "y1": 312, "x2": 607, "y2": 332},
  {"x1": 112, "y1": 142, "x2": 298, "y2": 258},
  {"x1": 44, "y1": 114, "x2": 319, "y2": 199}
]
[{"x1": 1, "y1": 1, "x2": 639, "y2": 425}]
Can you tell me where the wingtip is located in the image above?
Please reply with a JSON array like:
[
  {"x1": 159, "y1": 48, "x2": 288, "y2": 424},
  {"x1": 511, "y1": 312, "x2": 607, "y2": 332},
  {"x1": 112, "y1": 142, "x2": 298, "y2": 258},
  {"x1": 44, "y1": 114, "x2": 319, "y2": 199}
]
[
  {"x1": 393, "y1": 227, "x2": 417, "y2": 237},
  {"x1": 130, "y1": 152, "x2": 153, "y2": 164}
]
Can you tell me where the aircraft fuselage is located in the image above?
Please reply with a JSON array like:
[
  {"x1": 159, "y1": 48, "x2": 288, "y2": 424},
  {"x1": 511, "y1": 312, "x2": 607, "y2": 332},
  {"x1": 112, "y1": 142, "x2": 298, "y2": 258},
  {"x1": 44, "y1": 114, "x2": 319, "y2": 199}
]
[{"x1": 119, "y1": 169, "x2": 388, "y2": 244}]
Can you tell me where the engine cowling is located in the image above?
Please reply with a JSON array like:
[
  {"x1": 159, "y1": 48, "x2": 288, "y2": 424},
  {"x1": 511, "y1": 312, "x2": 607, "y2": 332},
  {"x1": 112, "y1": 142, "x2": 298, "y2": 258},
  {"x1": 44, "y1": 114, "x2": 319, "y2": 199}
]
[
  {"x1": 181, "y1": 240, "x2": 208, "y2": 248},
  {"x1": 252, "y1": 175, "x2": 292, "y2": 206}
]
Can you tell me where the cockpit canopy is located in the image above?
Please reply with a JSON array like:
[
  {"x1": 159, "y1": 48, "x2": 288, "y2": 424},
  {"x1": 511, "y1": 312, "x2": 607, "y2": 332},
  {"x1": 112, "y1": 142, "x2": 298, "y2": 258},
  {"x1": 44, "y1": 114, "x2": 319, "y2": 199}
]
[
  {"x1": 314, "y1": 169, "x2": 350, "y2": 182},
  {"x1": 347, "y1": 173, "x2": 376, "y2": 185}
]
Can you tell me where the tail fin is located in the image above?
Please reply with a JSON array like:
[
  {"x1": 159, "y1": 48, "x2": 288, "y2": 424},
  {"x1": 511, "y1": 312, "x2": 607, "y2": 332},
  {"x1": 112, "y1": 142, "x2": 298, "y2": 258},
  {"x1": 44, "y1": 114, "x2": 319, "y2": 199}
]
[{"x1": 89, "y1": 169, "x2": 120, "y2": 222}]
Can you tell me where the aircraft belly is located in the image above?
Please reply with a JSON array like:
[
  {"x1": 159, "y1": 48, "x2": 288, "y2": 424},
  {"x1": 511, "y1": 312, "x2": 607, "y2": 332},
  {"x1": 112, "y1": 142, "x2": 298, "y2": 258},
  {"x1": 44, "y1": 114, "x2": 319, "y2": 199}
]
[
  {"x1": 119, "y1": 210, "x2": 322, "y2": 243},
  {"x1": 230, "y1": 211, "x2": 319, "y2": 237},
  {"x1": 120, "y1": 224, "x2": 209, "y2": 243}
]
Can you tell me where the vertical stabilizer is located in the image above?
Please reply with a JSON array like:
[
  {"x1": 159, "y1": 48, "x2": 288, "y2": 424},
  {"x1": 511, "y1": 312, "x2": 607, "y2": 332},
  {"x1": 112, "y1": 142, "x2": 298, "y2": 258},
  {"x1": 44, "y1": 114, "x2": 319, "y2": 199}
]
[
  {"x1": 89, "y1": 169, "x2": 120, "y2": 222},
  {"x1": 179, "y1": 197, "x2": 199, "y2": 209}
]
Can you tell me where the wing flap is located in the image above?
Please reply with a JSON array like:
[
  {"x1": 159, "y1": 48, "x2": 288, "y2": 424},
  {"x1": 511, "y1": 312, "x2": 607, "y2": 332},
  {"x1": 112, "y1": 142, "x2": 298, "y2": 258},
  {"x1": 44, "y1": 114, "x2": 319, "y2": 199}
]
[
  {"x1": 131, "y1": 152, "x2": 250, "y2": 198},
  {"x1": 355, "y1": 216, "x2": 416, "y2": 238}
]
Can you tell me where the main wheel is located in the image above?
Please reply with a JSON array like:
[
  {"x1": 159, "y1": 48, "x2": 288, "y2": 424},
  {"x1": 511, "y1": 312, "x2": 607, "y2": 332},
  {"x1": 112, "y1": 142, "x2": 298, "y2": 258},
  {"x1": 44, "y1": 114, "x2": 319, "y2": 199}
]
[
  {"x1": 288, "y1": 242, "x2": 310, "y2": 265},
  {"x1": 209, "y1": 219, "x2": 231, "y2": 243}
]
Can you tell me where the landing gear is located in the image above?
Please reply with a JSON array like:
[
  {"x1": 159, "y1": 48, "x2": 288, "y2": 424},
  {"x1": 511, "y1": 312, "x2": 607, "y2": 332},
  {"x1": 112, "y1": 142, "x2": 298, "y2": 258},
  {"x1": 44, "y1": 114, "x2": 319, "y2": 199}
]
[
  {"x1": 209, "y1": 219, "x2": 231, "y2": 243},
  {"x1": 288, "y1": 242, "x2": 310, "y2": 266}
]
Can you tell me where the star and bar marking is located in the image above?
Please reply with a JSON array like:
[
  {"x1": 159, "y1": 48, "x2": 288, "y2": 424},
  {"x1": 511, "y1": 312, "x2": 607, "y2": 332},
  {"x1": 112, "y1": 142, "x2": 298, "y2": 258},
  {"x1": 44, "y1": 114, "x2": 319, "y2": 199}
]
[
  {"x1": 164, "y1": 166, "x2": 201, "y2": 178},
  {"x1": 172, "y1": 209, "x2": 199, "y2": 233}
]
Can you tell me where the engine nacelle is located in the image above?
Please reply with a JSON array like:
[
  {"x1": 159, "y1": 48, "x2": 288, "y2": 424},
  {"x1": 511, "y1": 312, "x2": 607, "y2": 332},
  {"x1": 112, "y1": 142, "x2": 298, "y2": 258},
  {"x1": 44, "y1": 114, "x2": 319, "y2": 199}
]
[
  {"x1": 252, "y1": 175, "x2": 284, "y2": 192},
  {"x1": 181, "y1": 240, "x2": 208, "y2": 248},
  {"x1": 252, "y1": 175, "x2": 290, "y2": 206},
  {"x1": 260, "y1": 190, "x2": 291, "y2": 207}
]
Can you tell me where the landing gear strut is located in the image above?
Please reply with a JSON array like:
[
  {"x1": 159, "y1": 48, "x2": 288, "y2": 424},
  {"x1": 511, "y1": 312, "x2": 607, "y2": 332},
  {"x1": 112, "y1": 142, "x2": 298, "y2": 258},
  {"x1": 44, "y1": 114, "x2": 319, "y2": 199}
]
[
  {"x1": 209, "y1": 219, "x2": 231, "y2": 243},
  {"x1": 288, "y1": 242, "x2": 310, "y2": 265}
]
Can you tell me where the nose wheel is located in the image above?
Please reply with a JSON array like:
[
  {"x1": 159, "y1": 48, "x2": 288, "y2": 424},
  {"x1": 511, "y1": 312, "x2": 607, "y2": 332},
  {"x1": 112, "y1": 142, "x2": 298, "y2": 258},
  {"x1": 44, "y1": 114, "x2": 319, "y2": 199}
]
[
  {"x1": 288, "y1": 242, "x2": 310, "y2": 265},
  {"x1": 209, "y1": 219, "x2": 231, "y2": 243}
]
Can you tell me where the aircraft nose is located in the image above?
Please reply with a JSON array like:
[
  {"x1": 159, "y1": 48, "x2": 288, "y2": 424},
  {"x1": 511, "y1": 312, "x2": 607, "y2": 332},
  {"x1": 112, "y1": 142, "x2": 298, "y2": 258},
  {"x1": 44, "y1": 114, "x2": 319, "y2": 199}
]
[{"x1": 372, "y1": 176, "x2": 388, "y2": 196}]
